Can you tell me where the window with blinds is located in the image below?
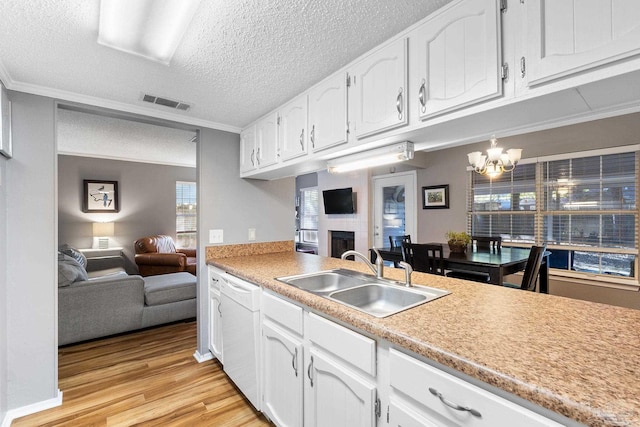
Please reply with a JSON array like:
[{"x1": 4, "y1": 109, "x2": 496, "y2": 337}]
[
  {"x1": 299, "y1": 187, "x2": 319, "y2": 230},
  {"x1": 176, "y1": 181, "x2": 197, "y2": 248},
  {"x1": 469, "y1": 147, "x2": 638, "y2": 281}
]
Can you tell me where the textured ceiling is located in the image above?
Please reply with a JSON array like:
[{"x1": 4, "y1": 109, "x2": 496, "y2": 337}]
[
  {"x1": 57, "y1": 108, "x2": 197, "y2": 167},
  {"x1": 0, "y1": 0, "x2": 453, "y2": 131}
]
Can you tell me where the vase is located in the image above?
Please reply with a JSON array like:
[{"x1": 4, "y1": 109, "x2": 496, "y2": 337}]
[{"x1": 448, "y1": 242, "x2": 467, "y2": 254}]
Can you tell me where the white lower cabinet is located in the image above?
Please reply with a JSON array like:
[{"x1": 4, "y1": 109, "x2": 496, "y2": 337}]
[
  {"x1": 207, "y1": 266, "x2": 223, "y2": 362},
  {"x1": 262, "y1": 321, "x2": 304, "y2": 427},
  {"x1": 388, "y1": 348, "x2": 563, "y2": 427},
  {"x1": 254, "y1": 288, "x2": 565, "y2": 427}
]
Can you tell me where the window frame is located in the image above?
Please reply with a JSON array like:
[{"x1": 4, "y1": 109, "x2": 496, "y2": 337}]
[
  {"x1": 468, "y1": 145, "x2": 639, "y2": 288},
  {"x1": 176, "y1": 181, "x2": 197, "y2": 248}
]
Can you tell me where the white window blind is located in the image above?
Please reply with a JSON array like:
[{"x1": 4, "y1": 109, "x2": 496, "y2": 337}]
[
  {"x1": 176, "y1": 181, "x2": 196, "y2": 248},
  {"x1": 300, "y1": 187, "x2": 318, "y2": 230},
  {"x1": 469, "y1": 148, "x2": 638, "y2": 281}
]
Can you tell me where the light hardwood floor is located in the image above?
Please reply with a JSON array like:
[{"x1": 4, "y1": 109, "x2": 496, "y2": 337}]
[{"x1": 13, "y1": 321, "x2": 272, "y2": 426}]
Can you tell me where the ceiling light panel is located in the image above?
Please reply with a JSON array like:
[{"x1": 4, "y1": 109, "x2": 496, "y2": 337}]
[{"x1": 98, "y1": 0, "x2": 201, "y2": 65}]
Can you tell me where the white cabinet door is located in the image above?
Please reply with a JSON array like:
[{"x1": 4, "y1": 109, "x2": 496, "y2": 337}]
[
  {"x1": 262, "y1": 321, "x2": 304, "y2": 427},
  {"x1": 304, "y1": 348, "x2": 376, "y2": 427},
  {"x1": 308, "y1": 72, "x2": 348, "y2": 152},
  {"x1": 278, "y1": 95, "x2": 308, "y2": 162},
  {"x1": 256, "y1": 113, "x2": 279, "y2": 168},
  {"x1": 350, "y1": 37, "x2": 408, "y2": 139},
  {"x1": 208, "y1": 290, "x2": 223, "y2": 361},
  {"x1": 239, "y1": 125, "x2": 256, "y2": 174},
  {"x1": 412, "y1": 0, "x2": 502, "y2": 120},
  {"x1": 527, "y1": 0, "x2": 640, "y2": 86}
]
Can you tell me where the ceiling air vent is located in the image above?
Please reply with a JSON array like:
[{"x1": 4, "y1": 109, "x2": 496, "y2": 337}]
[{"x1": 141, "y1": 93, "x2": 191, "y2": 111}]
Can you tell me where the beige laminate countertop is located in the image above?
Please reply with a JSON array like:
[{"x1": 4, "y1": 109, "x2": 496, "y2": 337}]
[{"x1": 208, "y1": 251, "x2": 640, "y2": 427}]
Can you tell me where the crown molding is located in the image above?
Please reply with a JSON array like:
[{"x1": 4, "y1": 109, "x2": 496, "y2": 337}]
[{"x1": 0, "y1": 59, "x2": 241, "y2": 134}]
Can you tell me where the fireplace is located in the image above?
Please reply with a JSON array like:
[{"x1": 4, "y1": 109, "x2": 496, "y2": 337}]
[{"x1": 330, "y1": 231, "x2": 355, "y2": 259}]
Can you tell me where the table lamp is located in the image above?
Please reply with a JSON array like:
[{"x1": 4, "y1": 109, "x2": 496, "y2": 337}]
[{"x1": 93, "y1": 222, "x2": 115, "y2": 249}]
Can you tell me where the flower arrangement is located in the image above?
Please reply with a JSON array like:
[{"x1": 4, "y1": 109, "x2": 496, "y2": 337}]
[{"x1": 446, "y1": 231, "x2": 471, "y2": 253}]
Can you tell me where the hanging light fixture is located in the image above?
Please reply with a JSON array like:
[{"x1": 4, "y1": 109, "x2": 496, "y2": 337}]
[{"x1": 467, "y1": 135, "x2": 522, "y2": 179}]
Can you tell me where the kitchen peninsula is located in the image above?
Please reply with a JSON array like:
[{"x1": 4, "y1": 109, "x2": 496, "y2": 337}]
[{"x1": 207, "y1": 244, "x2": 640, "y2": 427}]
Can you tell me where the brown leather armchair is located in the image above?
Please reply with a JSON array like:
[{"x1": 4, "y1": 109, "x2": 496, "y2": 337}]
[{"x1": 134, "y1": 235, "x2": 196, "y2": 276}]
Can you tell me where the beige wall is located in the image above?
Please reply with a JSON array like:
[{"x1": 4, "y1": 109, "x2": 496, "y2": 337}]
[{"x1": 416, "y1": 112, "x2": 640, "y2": 309}]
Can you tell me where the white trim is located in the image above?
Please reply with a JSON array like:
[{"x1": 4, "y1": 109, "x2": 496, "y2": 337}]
[
  {"x1": 550, "y1": 273, "x2": 640, "y2": 292},
  {"x1": 192, "y1": 350, "x2": 213, "y2": 363},
  {"x1": 1, "y1": 390, "x2": 63, "y2": 427},
  {"x1": 57, "y1": 151, "x2": 196, "y2": 168}
]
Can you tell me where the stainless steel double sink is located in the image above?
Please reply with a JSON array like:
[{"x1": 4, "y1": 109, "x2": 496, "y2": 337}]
[{"x1": 276, "y1": 269, "x2": 450, "y2": 318}]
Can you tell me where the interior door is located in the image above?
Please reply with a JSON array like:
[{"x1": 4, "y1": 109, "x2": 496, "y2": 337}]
[{"x1": 373, "y1": 171, "x2": 417, "y2": 249}]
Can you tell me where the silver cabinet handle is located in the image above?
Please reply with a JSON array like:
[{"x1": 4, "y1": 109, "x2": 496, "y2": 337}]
[
  {"x1": 218, "y1": 301, "x2": 222, "y2": 317},
  {"x1": 299, "y1": 129, "x2": 305, "y2": 151},
  {"x1": 307, "y1": 355, "x2": 314, "y2": 387},
  {"x1": 396, "y1": 87, "x2": 403, "y2": 120},
  {"x1": 429, "y1": 387, "x2": 482, "y2": 418},
  {"x1": 418, "y1": 79, "x2": 426, "y2": 113},
  {"x1": 256, "y1": 147, "x2": 261, "y2": 165},
  {"x1": 310, "y1": 125, "x2": 315, "y2": 148},
  {"x1": 292, "y1": 347, "x2": 298, "y2": 377},
  {"x1": 250, "y1": 149, "x2": 255, "y2": 167}
]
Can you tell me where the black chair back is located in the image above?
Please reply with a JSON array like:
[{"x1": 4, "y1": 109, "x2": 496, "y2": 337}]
[
  {"x1": 473, "y1": 235, "x2": 501, "y2": 253},
  {"x1": 389, "y1": 235, "x2": 411, "y2": 249},
  {"x1": 402, "y1": 243, "x2": 444, "y2": 275},
  {"x1": 520, "y1": 245, "x2": 546, "y2": 291}
]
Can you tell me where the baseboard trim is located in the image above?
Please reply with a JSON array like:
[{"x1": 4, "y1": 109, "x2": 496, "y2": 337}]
[
  {"x1": 192, "y1": 350, "x2": 213, "y2": 363},
  {"x1": 1, "y1": 389, "x2": 63, "y2": 427}
]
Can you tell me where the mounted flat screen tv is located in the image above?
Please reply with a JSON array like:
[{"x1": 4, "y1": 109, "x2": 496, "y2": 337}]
[{"x1": 323, "y1": 187, "x2": 356, "y2": 214}]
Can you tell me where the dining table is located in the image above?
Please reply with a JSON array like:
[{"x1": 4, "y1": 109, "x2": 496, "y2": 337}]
[{"x1": 373, "y1": 244, "x2": 550, "y2": 293}]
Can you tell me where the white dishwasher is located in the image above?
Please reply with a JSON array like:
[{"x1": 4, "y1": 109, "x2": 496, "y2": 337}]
[{"x1": 220, "y1": 273, "x2": 261, "y2": 410}]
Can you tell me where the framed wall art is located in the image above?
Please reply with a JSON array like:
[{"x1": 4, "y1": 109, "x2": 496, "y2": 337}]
[
  {"x1": 422, "y1": 184, "x2": 449, "y2": 209},
  {"x1": 0, "y1": 83, "x2": 12, "y2": 159},
  {"x1": 83, "y1": 180, "x2": 119, "y2": 213}
]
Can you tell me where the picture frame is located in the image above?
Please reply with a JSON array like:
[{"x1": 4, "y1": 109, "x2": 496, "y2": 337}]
[
  {"x1": 422, "y1": 184, "x2": 449, "y2": 209},
  {"x1": 0, "y1": 83, "x2": 12, "y2": 159},
  {"x1": 83, "y1": 180, "x2": 119, "y2": 213}
]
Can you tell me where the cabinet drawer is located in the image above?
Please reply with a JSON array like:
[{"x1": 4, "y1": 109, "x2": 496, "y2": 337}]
[
  {"x1": 389, "y1": 349, "x2": 562, "y2": 427},
  {"x1": 262, "y1": 291, "x2": 303, "y2": 336},
  {"x1": 306, "y1": 312, "x2": 376, "y2": 377}
]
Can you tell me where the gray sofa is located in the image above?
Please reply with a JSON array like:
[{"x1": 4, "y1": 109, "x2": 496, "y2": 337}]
[{"x1": 58, "y1": 247, "x2": 196, "y2": 346}]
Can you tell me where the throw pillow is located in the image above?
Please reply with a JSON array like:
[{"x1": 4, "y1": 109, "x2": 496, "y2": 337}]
[
  {"x1": 58, "y1": 252, "x2": 89, "y2": 287},
  {"x1": 59, "y1": 244, "x2": 87, "y2": 269}
]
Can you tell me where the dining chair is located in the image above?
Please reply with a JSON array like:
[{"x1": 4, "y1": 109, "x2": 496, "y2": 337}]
[
  {"x1": 473, "y1": 235, "x2": 502, "y2": 253},
  {"x1": 503, "y1": 245, "x2": 547, "y2": 291},
  {"x1": 390, "y1": 235, "x2": 411, "y2": 267},
  {"x1": 402, "y1": 243, "x2": 445, "y2": 275},
  {"x1": 389, "y1": 235, "x2": 411, "y2": 249}
]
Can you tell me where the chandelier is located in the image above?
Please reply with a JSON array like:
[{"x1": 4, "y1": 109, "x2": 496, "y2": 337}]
[{"x1": 467, "y1": 136, "x2": 522, "y2": 178}]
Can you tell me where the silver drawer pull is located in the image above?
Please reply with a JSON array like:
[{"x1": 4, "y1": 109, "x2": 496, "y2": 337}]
[
  {"x1": 396, "y1": 87, "x2": 403, "y2": 120},
  {"x1": 292, "y1": 347, "x2": 298, "y2": 376},
  {"x1": 418, "y1": 79, "x2": 426, "y2": 113},
  {"x1": 429, "y1": 387, "x2": 482, "y2": 418},
  {"x1": 307, "y1": 355, "x2": 314, "y2": 387}
]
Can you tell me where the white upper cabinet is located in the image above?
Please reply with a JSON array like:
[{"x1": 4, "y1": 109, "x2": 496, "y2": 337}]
[
  {"x1": 255, "y1": 113, "x2": 279, "y2": 168},
  {"x1": 526, "y1": 0, "x2": 640, "y2": 86},
  {"x1": 239, "y1": 125, "x2": 257, "y2": 174},
  {"x1": 350, "y1": 37, "x2": 408, "y2": 139},
  {"x1": 308, "y1": 72, "x2": 349, "y2": 152},
  {"x1": 278, "y1": 95, "x2": 308, "y2": 162},
  {"x1": 412, "y1": 0, "x2": 502, "y2": 120}
]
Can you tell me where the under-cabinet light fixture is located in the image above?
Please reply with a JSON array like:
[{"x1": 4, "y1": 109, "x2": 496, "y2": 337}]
[
  {"x1": 327, "y1": 142, "x2": 415, "y2": 174},
  {"x1": 98, "y1": 0, "x2": 201, "y2": 65}
]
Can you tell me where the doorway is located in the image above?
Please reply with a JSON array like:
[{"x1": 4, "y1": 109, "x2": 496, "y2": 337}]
[{"x1": 372, "y1": 171, "x2": 417, "y2": 249}]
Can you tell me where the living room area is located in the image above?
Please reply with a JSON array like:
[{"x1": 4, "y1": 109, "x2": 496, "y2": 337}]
[{"x1": 56, "y1": 105, "x2": 200, "y2": 345}]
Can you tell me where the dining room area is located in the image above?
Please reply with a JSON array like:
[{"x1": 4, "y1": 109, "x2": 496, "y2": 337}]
[{"x1": 306, "y1": 111, "x2": 640, "y2": 312}]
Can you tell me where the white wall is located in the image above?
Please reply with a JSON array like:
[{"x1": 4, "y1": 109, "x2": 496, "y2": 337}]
[
  {"x1": 196, "y1": 127, "x2": 294, "y2": 354},
  {"x1": 317, "y1": 170, "x2": 370, "y2": 257},
  {"x1": 5, "y1": 91, "x2": 58, "y2": 410}
]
